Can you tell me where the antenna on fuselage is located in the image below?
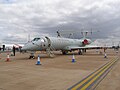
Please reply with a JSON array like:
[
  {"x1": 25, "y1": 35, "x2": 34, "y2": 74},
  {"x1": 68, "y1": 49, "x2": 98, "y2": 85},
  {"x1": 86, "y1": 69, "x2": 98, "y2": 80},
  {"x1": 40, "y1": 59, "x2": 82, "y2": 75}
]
[
  {"x1": 81, "y1": 28, "x2": 93, "y2": 39},
  {"x1": 57, "y1": 30, "x2": 61, "y2": 37},
  {"x1": 68, "y1": 33, "x2": 73, "y2": 38},
  {"x1": 81, "y1": 31, "x2": 88, "y2": 39},
  {"x1": 90, "y1": 28, "x2": 93, "y2": 39},
  {"x1": 91, "y1": 28, "x2": 93, "y2": 35},
  {"x1": 28, "y1": 34, "x2": 31, "y2": 42}
]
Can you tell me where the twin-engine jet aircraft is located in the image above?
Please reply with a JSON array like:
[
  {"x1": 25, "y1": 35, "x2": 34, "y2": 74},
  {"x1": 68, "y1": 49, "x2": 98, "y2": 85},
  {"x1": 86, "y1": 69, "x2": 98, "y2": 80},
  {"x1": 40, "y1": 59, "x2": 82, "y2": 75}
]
[{"x1": 22, "y1": 36, "x2": 92, "y2": 57}]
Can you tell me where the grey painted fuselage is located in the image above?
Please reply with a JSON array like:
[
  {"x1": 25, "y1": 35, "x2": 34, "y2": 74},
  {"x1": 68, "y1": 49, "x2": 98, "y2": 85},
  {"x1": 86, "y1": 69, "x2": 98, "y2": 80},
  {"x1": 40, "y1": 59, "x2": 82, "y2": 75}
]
[{"x1": 22, "y1": 36, "x2": 91, "y2": 51}]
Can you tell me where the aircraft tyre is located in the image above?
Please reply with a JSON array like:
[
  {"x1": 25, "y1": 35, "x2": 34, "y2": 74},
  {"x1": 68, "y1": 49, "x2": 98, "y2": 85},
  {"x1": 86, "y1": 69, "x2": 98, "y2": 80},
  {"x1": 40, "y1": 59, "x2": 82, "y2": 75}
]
[
  {"x1": 78, "y1": 49, "x2": 82, "y2": 55},
  {"x1": 62, "y1": 51, "x2": 68, "y2": 55}
]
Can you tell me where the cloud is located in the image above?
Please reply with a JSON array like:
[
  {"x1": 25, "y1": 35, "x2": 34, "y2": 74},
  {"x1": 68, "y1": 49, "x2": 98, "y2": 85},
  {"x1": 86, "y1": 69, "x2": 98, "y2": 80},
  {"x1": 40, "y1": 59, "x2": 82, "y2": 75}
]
[{"x1": 0, "y1": 0, "x2": 120, "y2": 45}]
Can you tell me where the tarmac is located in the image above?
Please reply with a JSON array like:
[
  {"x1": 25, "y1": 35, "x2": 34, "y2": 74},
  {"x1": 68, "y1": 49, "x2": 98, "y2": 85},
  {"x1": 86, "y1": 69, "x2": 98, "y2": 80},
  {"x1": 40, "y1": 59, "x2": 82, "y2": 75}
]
[{"x1": 0, "y1": 49, "x2": 119, "y2": 90}]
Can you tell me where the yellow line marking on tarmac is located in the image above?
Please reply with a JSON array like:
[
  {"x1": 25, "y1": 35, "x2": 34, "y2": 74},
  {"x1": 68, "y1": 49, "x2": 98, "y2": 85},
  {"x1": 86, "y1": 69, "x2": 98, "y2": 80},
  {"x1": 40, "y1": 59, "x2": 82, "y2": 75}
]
[
  {"x1": 71, "y1": 59, "x2": 114, "y2": 90},
  {"x1": 71, "y1": 58, "x2": 118, "y2": 90},
  {"x1": 80, "y1": 58, "x2": 117, "y2": 90}
]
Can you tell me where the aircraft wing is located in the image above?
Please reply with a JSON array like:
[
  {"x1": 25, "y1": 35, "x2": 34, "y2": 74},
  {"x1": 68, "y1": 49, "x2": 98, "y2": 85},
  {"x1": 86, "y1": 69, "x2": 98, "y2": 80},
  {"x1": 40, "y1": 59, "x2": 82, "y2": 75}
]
[{"x1": 65, "y1": 45, "x2": 111, "y2": 50}]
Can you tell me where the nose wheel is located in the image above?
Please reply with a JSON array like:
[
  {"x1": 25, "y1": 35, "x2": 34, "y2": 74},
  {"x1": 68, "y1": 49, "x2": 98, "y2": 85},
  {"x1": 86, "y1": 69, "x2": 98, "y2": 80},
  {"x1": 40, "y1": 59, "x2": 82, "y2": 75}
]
[{"x1": 29, "y1": 52, "x2": 35, "y2": 59}]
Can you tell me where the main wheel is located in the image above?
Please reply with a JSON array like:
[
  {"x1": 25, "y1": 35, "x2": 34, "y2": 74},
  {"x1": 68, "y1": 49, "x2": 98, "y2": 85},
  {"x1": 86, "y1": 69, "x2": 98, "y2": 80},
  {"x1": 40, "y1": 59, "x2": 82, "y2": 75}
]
[{"x1": 62, "y1": 51, "x2": 68, "y2": 55}]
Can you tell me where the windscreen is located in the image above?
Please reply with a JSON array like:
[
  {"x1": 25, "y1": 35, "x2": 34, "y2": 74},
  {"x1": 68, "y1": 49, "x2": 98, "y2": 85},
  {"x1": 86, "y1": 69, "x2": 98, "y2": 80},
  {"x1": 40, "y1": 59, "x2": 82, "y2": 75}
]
[{"x1": 32, "y1": 38, "x2": 40, "y2": 41}]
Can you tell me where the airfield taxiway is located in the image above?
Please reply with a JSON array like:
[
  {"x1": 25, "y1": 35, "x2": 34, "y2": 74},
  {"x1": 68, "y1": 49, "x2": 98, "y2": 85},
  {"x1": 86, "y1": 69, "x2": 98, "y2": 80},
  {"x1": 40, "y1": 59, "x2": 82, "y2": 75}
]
[{"x1": 0, "y1": 49, "x2": 119, "y2": 90}]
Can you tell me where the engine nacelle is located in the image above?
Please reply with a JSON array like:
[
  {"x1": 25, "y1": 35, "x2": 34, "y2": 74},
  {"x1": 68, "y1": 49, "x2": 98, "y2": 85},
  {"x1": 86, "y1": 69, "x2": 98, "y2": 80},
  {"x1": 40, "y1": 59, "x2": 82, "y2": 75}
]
[{"x1": 82, "y1": 39, "x2": 91, "y2": 45}]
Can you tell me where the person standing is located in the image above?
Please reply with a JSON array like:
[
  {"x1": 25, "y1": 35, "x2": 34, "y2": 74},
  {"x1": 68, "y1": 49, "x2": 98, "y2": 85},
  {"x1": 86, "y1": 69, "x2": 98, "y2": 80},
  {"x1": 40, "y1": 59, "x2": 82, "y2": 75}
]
[{"x1": 13, "y1": 46, "x2": 16, "y2": 56}]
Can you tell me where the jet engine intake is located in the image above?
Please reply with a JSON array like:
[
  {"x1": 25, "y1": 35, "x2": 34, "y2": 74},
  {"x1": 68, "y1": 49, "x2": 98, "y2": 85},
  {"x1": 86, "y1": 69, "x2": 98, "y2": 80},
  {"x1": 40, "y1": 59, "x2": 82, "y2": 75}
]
[{"x1": 82, "y1": 39, "x2": 89, "y2": 45}]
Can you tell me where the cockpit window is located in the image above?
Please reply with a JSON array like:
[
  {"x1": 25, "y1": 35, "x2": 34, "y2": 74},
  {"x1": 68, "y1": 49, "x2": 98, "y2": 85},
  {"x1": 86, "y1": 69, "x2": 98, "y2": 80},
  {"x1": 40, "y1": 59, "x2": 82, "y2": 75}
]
[{"x1": 32, "y1": 38, "x2": 40, "y2": 41}]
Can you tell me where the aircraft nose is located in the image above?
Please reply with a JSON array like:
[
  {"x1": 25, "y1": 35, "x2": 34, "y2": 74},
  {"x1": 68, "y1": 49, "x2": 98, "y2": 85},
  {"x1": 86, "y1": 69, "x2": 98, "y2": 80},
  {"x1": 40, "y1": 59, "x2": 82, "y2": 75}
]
[
  {"x1": 21, "y1": 45, "x2": 28, "y2": 51},
  {"x1": 21, "y1": 40, "x2": 44, "y2": 51},
  {"x1": 21, "y1": 42, "x2": 32, "y2": 51}
]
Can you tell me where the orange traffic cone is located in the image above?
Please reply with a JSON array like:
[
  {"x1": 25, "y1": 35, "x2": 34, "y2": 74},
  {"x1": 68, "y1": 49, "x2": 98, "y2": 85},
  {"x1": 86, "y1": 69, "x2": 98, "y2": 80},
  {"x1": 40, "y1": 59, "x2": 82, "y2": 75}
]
[{"x1": 6, "y1": 53, "x2": 10, "y2": 62}]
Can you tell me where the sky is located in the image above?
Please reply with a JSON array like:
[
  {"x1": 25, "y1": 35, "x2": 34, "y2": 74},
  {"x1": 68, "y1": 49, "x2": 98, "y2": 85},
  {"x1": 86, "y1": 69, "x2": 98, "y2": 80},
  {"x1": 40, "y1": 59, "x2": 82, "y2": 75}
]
[{"x1": 0, "y1": 0, "x2": 120, "y2": 46}]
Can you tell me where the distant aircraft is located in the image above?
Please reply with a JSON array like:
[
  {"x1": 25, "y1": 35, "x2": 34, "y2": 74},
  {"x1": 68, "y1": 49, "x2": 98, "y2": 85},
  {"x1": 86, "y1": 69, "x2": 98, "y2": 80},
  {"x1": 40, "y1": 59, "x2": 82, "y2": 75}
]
[{"x1": 0, "y1": 43, "x2": 24, "y2": 51}]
